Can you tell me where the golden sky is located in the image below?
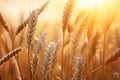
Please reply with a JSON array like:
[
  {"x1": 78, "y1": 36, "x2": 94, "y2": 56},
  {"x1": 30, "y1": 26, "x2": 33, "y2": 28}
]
[{"x1": 0, "y1": 0, "x2": 120, "y2": 27}]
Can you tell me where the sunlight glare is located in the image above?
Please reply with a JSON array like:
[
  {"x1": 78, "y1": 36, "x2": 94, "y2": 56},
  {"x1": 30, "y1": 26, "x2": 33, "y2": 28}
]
[{"x1": 77, "y1": 0, "x2": 105, "y2": 8}]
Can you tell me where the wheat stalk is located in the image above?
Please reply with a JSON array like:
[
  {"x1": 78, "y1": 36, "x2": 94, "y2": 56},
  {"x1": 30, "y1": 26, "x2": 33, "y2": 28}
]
[
  {"x1": 0, "y1": 47, "x2": 21, "y2": 65},
  {"x1": 102, "y1": 16, "x2": 115, "y2": 79},
  {"x1": 8, "y1": 59, "x2": 22, "y2": 80},
  {"x1": 0, "y1": 46, "x2": 2, "y2": 59}
]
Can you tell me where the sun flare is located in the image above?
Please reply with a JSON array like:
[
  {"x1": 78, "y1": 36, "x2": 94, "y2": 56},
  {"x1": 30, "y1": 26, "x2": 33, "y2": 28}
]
[{"x1": 77, "y1": 0, "x2": 105, "y2": 8}]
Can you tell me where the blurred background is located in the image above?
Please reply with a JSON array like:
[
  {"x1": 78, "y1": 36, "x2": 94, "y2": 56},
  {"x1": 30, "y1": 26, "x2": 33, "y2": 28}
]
[
  {"x1": 0, "y1": 0, "x2": 120, "y2": 28},
  {"x1": 0, "y1": 0, "x2": 120, "y2": 80},
  {"x1": 0, "y1": 0, "x2": 67, "y2": 27}
]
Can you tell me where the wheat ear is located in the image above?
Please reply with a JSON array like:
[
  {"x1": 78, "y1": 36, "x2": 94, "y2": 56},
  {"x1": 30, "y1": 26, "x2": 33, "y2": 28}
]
[
  {"x1": 83, "y1": 31, "x2": 101, "y2": 78},
  {"x1": 87, "y1": 48, "x2": 120, "y2": 76},
  {"x1": 71, "y1": 56, "x2": 83, "y2": 80},
  {"x1": 0, "y1": 47, "x2": 21, "y2": 65},
  {"x1": 26, "y1": 2, "x2": 49, "y2": 80},
  {"x1": 16, "y1": 1, "x2": 49, "y2": 36},
  {"x1": 26, "y1": 11, "x2": 37, "y2": 48},
  {"x1": 104, "y1": 48, "x2": 120, "y2": 65},
  {"x1": 62, "y1": 0, "x2": 75, "y2": 32},
  {"x1": 61, "y1": 0, "x2": 75, "y2": 75},
  {"x1": 74, "y1": 9, "x2": 87, "y2": 25},
  {"x1": 87, "y1": 31, "x2": 101, "y2": 65},
  {"x1": 26, "y1": 10, "x2": 38, "y2": 80},
  {"x1": 71, "y1": 12, "x2": 90, "y2": 58},
  {"x1": 31, "y1": 32, "x2": 47, "y2": 80},
  {"x1": 34, "y1": 32, "x2": 47, "y2": 54},
  {"x1": 87, "y1": 7, "x2": 97, "y2": 41},
  {"x1": 41, "y1": 42, "x2": 60, "y2": 80},
  {"x1": 0, "y1": 13, "x2": 9, "y2": 32},
  {"x1": 16, "y1": 19, "x2": 28, "y2": 35},
  {"x1": 69, "y1": 12, "x2": 90, "y2": 80},
  {"x1": 57, "y1": 70, "x2": 65, "y2": 80},
  {"x1": 31, "y1": 54, "x2": 39, "y2": 80}
]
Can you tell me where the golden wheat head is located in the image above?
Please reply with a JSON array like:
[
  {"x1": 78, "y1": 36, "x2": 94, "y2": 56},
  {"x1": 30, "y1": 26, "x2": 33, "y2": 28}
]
[
  {"x1": 16, "y1": 1, "x2": 49, "y2": 36},
  {"x1": 0, "y1": 13, "x2": 9, "y2": 32},
  {"x1": 105, "y1": 48, "x2": 120, "y2": 65},
  {"x1": 0, "y1": 47, "x2": 21, "y2": 65}
]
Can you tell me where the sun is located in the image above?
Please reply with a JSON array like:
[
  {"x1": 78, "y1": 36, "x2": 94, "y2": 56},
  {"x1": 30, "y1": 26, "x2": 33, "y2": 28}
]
[{"x1": 77, "y1": 0, "x2": 105, "y2": 8}]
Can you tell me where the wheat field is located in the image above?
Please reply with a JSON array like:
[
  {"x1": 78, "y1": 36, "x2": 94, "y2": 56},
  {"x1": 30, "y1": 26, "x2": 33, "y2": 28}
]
[{"x1": 0, "y1": 0, "x2": 120, "y2": 80}]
